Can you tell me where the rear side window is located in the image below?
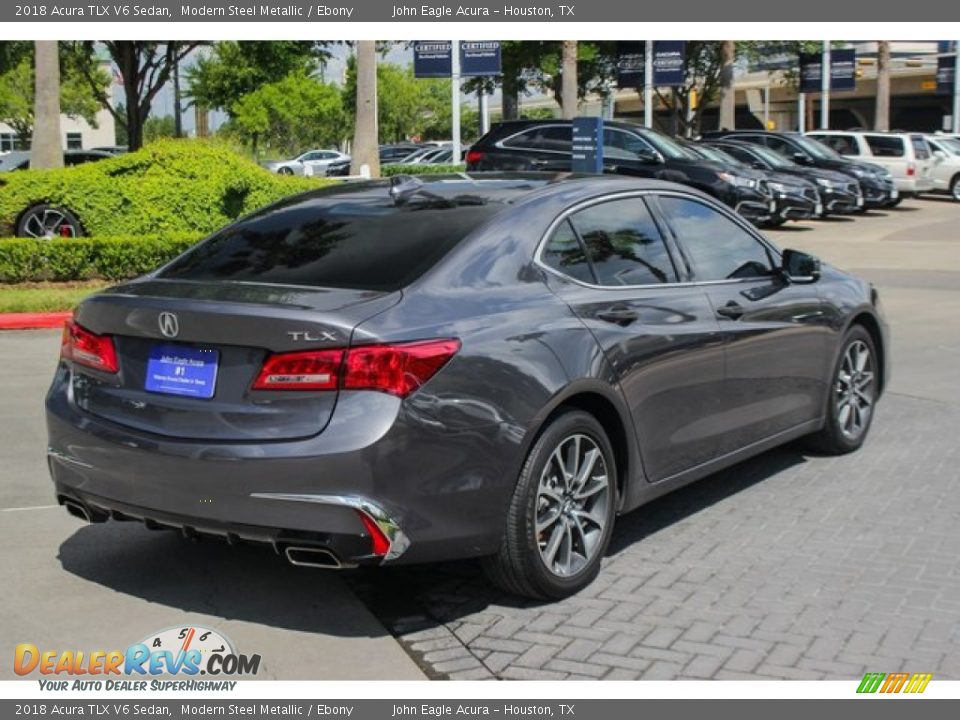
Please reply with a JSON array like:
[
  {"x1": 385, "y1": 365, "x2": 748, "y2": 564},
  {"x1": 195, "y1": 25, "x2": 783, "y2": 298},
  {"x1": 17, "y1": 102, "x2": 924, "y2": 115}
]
[
  {"x1": 502, "y1": 125, "x2": 572, "y2": 153},
  {"x1": 569, "y1": 198, "x2": 676, "y2": 286},
  {"x1": 911, "y1": 135, "x2": 931, "y2": 160},
  {"x1": 160, "y1": 197, "x2": 500, "y2": 291},
  {"x1": 864, "y1": 135, "x2": 905, "y2": 157},
  {"x1": 541, "y1": 220, "x2": 594, "y2": 284},
  {"x1": 658, "y1": 196, "x2": 774, "y2": 282},
  {"x1": 814, "y1": 134, "x2": 858, "y2": 156}
]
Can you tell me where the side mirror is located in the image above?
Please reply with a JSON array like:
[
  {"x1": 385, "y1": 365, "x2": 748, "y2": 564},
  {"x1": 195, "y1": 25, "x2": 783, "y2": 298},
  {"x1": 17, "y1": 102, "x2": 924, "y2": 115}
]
[
  {"x1": 635, "y1": 148, "x2": 663, "y2": 165},
  {"x1": 933, "y1": 149, "x2": 946, "y2": 162},
  {"x1": 781, "y1": 248, "x2": 821, "y2": 283},
  {"x1": 792, "y1": 152, "x2": 812, "y2": 165}
]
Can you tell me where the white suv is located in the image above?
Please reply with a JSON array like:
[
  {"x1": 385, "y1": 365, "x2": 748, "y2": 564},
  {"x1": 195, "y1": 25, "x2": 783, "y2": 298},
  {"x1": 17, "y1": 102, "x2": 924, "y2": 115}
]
[
  {"x1": 806, "y1": 131, "x2": 935, "y2": 199},
  {"x1": 924, "y1": 135, "x2": 960, "y2": 201}
]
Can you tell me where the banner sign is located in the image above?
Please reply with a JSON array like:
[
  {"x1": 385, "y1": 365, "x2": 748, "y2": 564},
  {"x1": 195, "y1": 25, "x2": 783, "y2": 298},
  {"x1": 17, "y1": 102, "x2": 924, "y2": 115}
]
[
  {"x1": 800, "y1": 49, "x2": 857, "y2": 92},
  {"x1": 830, "y1": 48, "x2": 857, "y2": 91},
  {"x1": 937, "y1": 41, "x2": 956, "y2": 94},
  {"x1": 616, "y1": 41, "x2": 686, "y2": 88},
  {"x1": 572, "y1": 116, "x2": 604, "y2": 174},
  {"x1": 413, "y1": 41, "x2": 452, "y2": 78},
  {"x1": 653, "y1": 41, "x2": 687, "y2": 87},
  {"x1": 461, "y1": 41, "x2": 502, "y2": 76},
  {"x1": 616, "y1": 41, "x2": 645, "y2": 87}
]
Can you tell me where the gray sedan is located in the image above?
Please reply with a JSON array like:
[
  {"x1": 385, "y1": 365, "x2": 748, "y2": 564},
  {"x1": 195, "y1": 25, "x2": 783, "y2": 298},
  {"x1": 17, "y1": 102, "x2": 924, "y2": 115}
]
[{"x1": 46, "y1": 174, "x2": 888, "y2": 599}]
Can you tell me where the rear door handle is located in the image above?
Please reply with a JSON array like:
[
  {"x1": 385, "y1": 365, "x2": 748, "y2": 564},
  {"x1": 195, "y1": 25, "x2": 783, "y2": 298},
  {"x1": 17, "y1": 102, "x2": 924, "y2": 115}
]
[{"x1": 716, "y1": 301, "x2": 745, "y2": 320}]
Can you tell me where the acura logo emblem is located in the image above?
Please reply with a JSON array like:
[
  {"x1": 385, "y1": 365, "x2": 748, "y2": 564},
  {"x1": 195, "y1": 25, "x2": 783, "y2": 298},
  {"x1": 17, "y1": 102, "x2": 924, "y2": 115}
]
[{"x1": 158, "y1": 312, "x2": 179, "y2": 338}]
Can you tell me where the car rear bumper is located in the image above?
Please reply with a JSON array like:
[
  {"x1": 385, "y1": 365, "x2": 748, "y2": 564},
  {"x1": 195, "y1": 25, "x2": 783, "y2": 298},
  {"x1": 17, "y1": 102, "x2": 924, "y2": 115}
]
[{"x1": 45, "y1": 366, "x2": 516, "y2": 567}]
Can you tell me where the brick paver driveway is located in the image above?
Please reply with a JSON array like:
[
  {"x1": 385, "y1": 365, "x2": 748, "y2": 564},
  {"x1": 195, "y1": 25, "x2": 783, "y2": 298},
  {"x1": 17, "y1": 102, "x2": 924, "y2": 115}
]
[{"x1": 348, "y1": 199, "x2": 960, "y2": 680}]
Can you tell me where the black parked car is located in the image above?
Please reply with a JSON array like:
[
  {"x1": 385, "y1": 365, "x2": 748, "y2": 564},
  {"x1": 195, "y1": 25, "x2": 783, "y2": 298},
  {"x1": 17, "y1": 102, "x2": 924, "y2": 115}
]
[
  {"x1": 379, "y1": 143, "x2": 424, "y2": 164},
  {"x1": 467, "y1": 120, "x2": 777, "y2": 224},
  {"x1": 0, "y1": 149, "x2": 114, "y2": 172},
  {"x1": 682, "y1": 141, "x2": 821, "y2": 226},
  {"x1": 702, "y1": 139, "x2": 863, "y2": 216},
  {"x1": 701, "y1": 130, "x2": 896, "y2": 209},
  {"x1": 48, "y1": 173, "x2": 888, "y2": 599}
]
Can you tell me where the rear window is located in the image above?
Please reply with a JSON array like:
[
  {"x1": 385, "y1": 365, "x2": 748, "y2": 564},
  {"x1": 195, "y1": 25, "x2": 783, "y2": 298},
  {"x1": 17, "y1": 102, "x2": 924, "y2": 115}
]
[
  {"x1": 864, "y1": 135, "x2": 905, "y2": 157},
  {"x1": 160, "y1": 195, "x2": 500, "y2": 291}
]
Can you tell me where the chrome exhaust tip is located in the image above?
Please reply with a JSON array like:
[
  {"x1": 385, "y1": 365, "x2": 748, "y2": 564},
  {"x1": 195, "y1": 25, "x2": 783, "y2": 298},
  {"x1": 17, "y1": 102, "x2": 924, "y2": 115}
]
[
  {"x1": 283, "y1": 546, "x2": 343, "y2": 569},
  {"x1": 63, "y1": 500, "x2": 92, "y2": 523}
]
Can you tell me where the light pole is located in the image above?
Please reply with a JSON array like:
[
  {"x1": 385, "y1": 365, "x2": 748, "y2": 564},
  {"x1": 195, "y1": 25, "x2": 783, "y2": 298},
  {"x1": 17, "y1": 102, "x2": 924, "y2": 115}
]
[
  {"x1": 644, "y1": 41, "x2": 654, "y2": 129},
  {"x1": 954, "y1": 41, "x2": 960, "y2": 134},
  {"x1": 820, "y1": 41, "x2": 830, "y2": 130},
  {"x1": 452, "y1": 40, "x2": 461, "y2": 163}
]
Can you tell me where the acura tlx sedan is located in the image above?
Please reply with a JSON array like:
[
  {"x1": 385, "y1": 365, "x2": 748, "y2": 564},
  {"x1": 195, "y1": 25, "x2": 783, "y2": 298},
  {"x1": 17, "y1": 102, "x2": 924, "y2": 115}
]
[{"x1": 46, "y1": 173, "x2": 888, "y2": 599}]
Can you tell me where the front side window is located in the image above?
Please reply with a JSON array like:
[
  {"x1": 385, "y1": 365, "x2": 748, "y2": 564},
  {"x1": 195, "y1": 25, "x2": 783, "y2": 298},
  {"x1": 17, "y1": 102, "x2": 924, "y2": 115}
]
[
  {"x1": 658, "y1": 196, "x2": 774, "y2": 282},
  {"x1": 603, "y1": 129, "x2": 656, "y2": 161},
  {"x1": 567, "y1": 198, "x2": 677, "y2": 286},
  {"x1": 813, "y1": 134, "x2": 858, "y2": 156},
  {"x1": 864, "y1": 135, "x2": 905, "y2": 158}
]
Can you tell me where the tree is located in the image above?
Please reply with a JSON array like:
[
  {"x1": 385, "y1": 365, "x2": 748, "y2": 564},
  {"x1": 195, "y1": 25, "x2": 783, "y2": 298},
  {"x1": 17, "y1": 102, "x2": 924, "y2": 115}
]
[
  {"x1": 560, "y1": 41, "x2": 578, "y2": 119},
  {"x1": 351, "y1": 41, "x2": 379, "y2": 177},
  {"x1": 230, "y1": 73, "x2": 345, "y2": 157},
  {"x1": 143, "y1": 114, "x2": 177, "y2": 143},
  {"x1": 875, "y1": 41, "x2": 891, "y2": 132},
  {"x1": 718, "y1": 41, "x2": 736, "y2": 130},
  {"x1": 31, "y1": 41, "x2": 61, "y2": 169},
  {"x1": 65, "y1": 41, "x2": 205, "y2": 151},
  {"x1": 186, "y1": 41, "x2": 333, "y2": 115},
  {"x1": 0, "y1": 50, "x2": 106, "y2": 145}
]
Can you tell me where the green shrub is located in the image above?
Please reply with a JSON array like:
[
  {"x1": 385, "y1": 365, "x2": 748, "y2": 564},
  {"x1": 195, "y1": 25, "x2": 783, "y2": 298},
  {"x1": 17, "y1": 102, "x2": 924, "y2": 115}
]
[
  {"x1": 381, "y1": 163, "x2": 467, "y2": 177},
  {"x1": 0, "y1": 139, "x2": 328, "y2": 237},
  {"x1": 0, "y1": 234, "x2": 201, "y2": 283}
]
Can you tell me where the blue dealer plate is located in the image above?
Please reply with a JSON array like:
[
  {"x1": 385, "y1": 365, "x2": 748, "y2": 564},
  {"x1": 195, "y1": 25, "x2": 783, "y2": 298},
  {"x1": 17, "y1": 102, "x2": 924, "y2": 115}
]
[{"x1": 145, "y1": 344, "x2": 219, "y2": 399}]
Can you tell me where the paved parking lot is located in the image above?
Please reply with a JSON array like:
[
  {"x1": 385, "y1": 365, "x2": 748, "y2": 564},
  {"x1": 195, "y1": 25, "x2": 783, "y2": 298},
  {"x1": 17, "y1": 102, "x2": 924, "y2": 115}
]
[{"x1": 1, "y1": 197, "x2": 958, "y2": 682}]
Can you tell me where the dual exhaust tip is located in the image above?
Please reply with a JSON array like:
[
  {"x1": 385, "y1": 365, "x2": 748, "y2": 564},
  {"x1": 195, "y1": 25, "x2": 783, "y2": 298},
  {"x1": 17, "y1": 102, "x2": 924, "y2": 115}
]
[
  {"x1": 60, "y1": 497, "x2": 344, "y2": 570},
  {"x1": 282, "y1": 545, "x2": 343, "y2": 569}
]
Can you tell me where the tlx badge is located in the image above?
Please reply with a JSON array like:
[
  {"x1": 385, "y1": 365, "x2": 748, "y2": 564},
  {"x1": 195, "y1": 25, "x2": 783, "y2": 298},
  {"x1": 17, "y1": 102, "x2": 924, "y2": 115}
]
[{"x1": 287, "y1": 330, "x2": 338, "y2": 342}]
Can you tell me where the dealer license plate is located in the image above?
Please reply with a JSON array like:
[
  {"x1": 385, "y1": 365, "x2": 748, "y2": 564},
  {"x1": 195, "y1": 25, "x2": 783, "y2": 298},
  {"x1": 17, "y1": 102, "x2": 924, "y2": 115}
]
[{"x1": 145, "y1": 344, "x2": 219, "y2": 399}]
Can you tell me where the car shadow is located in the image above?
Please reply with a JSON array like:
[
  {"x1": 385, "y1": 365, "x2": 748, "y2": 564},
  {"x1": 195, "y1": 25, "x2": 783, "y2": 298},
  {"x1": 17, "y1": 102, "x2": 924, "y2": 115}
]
[
  {"x1": 767, "y1": 224, "x2": 813, "y2": 232},
  {"x1": 57, "y1": 441, "x2": 813, "y2": 638},
  {"x1": 57, "y1": 521, "x2": 390, "y2": 638}
]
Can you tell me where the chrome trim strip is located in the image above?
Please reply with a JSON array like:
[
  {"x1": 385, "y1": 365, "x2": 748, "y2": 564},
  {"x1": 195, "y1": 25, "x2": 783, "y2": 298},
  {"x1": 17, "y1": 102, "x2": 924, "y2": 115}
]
[
  {"x1": 47, "y1": 448, "x2": 94, "y2": 469},
  {"x1": 249, "y1": 493, "x2": 411, "y2": 562},
  {"x1": 533, "y1": 189, "x2": 783, "y2": 292}
]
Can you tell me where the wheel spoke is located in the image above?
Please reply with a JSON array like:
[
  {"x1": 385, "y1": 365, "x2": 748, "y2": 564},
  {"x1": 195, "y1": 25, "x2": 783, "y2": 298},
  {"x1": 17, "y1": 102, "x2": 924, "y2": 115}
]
[
  {"x1": 571, "y1": 447, "x2": 600, "y2": 495},
  {"x1": 536, "y1": 505, "x2": 563, "y2": 533},
  {"x1": 542, "y1": 523, "x2": 565, "y2": 566}
]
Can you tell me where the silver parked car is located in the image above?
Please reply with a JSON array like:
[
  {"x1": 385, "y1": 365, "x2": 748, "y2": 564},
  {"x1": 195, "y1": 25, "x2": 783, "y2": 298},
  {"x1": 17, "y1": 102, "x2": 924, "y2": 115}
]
[{"x1": 266, "y1": 149, "x2": 351, "y2": 177}]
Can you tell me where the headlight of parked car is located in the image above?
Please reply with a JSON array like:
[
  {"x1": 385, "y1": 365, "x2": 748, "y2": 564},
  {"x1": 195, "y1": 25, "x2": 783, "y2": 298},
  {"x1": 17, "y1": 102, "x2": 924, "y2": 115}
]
[{"x1": 719, "y1": 172, "x2": 758, "y2": 190}]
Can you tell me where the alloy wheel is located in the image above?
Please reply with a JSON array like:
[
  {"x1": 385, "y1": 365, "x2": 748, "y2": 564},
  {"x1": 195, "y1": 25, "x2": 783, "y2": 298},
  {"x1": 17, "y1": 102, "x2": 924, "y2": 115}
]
[
  {"x1": 535, "y1": 433, "x2": 610, "y2": 578},
  {"x1": 952, "y1": 178, "x2": 960, "y2": 201},
  {"x1": 21, "y1": 208, "x2": 78, "y2": 239},
  {"x1": 835, "y1": 340, "x2": 875, "y2": 440}
]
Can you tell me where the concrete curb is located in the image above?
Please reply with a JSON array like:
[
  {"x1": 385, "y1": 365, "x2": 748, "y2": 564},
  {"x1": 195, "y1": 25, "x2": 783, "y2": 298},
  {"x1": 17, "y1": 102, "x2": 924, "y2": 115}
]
[{"x1": 0, "y1": 312, "x2": 71, "y2": 330}]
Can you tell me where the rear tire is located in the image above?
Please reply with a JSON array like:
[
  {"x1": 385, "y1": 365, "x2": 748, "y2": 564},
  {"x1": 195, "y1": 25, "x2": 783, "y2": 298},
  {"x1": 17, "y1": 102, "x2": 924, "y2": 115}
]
[
  {"x1": 482, "y1": 410, "x2": 617, "y2": 599},
  {"x1": 807, "y1": 326, "x2": 878, "y2": 454},
  {"x1": 951, "y1": 176, "x2": 960, "y2": 202}
]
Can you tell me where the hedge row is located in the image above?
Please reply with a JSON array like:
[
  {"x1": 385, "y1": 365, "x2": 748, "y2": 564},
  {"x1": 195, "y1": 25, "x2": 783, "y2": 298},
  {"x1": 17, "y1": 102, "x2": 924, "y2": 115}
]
[
  {"x1": 381, "y1": 163, "x2": 467, "y2": 177},
  {"x1": 0, "y1": 235, "x2": 201, "y2": 283}
]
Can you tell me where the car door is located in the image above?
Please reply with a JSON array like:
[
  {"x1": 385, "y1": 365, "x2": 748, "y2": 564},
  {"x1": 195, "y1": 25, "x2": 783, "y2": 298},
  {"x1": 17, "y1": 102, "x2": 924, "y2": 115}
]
[
  {"x1": 602, "y1": 128, "x2": 658, "y2": 178},
  {"x1": 652, "y1": 193, "x2": 830, "y2": 454},
  {"x1": 539, "y1": 194, "x2": 728, "y2": 483}
]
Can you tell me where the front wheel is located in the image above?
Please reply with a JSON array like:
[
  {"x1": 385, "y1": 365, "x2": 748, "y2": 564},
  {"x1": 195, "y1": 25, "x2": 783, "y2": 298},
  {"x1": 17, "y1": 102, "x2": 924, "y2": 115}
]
[
  {"x1": 807, "y1": 326, "x2": 878, "y2": 454},
  {"x1": 482, "y1": 410, "x2": 617, "y2": 599}
]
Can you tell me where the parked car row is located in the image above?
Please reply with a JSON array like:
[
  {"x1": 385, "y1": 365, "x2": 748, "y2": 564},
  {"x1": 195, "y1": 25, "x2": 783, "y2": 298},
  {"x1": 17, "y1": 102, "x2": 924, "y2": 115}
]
[{"x1": 466, "y1": 120, "x2": 960, "y2": 228}]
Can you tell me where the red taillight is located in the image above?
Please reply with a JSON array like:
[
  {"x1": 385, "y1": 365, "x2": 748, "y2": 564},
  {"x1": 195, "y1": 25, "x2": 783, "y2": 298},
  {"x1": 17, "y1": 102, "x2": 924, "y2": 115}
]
[
  {"x1": 907, "y1": 163, "x2": 915, "y2": 177},
  {"x1": 252, "y1": 349, "x2": 344, "y2": 390},
  {"x1": 253, "y1": 339, "x2": 459, "y2": 397},
  {"x1": 356, "y1": 511, "x2": 391, "y2": 557},
  {"x1": 466, "y1": 150, "x2": 484, "y2": 165},
  {"x1": 343, "y1": 339, "x2": 461, "y2": 397},
  {"x1": 60, "y1": 320, "x2": 118, "y2": 374}
]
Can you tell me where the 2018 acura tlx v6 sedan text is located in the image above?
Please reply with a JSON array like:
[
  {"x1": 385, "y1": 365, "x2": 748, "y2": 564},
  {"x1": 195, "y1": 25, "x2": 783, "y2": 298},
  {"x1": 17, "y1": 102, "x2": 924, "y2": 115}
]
[{"x1": 46, "y1": 174, "x2": 888, "y2": 599}]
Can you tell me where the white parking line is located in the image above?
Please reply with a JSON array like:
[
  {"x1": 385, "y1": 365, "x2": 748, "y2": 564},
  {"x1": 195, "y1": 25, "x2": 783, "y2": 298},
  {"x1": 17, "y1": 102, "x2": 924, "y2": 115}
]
[{"x1": 1, "y1": 505, "x2": 58, "y2": 512}]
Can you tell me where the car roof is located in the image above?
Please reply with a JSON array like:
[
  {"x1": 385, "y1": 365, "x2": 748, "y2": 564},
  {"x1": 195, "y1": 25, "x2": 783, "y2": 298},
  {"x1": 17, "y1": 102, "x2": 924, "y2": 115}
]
[{"x1": 273, "y1": 172, "x2": 707, "y2": 212}]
